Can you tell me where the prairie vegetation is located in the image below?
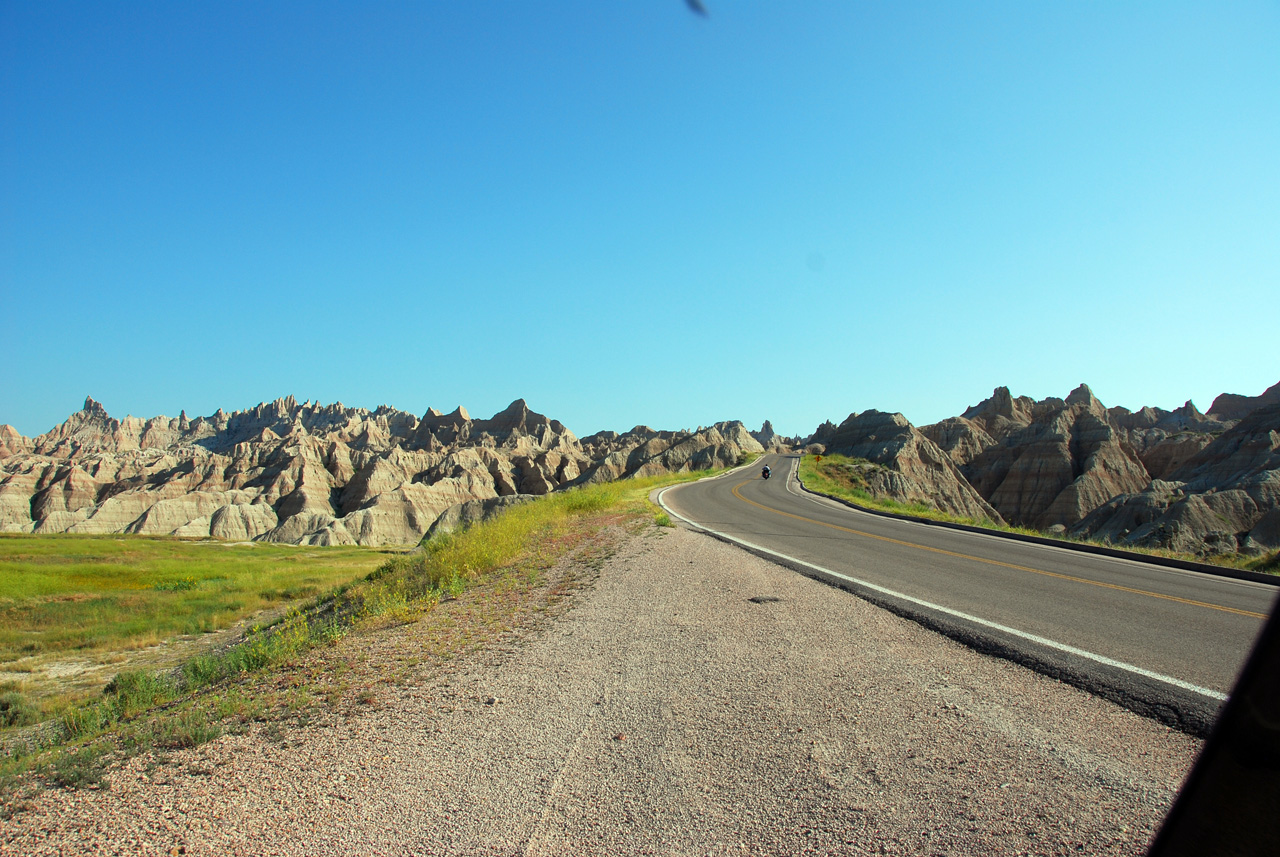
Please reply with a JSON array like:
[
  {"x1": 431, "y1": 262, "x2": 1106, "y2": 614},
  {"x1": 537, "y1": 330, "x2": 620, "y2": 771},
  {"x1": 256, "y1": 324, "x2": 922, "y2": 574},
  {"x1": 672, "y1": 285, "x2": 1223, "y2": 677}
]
[
  {"x1": 0, "y1": 535, "x2": 387, "y2": 664},
  {"x1": 0, "y1": 467, "x2": 713, "y2": 802}
]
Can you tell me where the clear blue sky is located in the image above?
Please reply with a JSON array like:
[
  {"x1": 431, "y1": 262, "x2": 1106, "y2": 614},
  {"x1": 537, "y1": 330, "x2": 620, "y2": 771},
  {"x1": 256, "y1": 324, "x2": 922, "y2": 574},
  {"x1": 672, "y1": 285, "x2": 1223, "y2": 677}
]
[{"x1": 3, "y1": 2, "x2": 1277, "y2": 439}]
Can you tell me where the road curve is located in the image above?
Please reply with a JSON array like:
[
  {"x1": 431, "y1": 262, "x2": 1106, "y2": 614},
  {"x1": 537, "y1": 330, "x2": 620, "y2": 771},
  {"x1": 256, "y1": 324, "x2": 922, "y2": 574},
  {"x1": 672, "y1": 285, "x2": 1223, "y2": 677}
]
[{"x1": 658, "y1": 454, "x2": 1279, "y2": 736}]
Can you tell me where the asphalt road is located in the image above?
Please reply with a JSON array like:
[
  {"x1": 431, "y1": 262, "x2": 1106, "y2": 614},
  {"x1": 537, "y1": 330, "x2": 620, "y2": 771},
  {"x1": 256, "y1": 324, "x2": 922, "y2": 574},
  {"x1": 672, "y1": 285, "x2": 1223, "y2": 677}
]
[{"x1": 658, "y1": 453, "x2": 1280, "y2": 736}]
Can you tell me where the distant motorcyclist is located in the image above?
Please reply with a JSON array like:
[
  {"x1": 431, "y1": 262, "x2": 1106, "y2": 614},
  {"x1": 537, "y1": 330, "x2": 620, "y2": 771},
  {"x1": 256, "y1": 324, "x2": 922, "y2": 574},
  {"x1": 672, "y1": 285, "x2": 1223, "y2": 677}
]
[{"x1": 761, "y1": 464, "x2": 771, "y2": 480}]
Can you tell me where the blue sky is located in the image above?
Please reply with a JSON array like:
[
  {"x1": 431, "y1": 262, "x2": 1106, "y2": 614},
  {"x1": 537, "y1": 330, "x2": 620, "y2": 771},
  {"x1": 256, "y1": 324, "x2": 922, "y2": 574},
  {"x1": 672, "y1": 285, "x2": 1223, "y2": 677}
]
[{"x1": 3, "y1": 1, "x2": 1277, "y2": 439}]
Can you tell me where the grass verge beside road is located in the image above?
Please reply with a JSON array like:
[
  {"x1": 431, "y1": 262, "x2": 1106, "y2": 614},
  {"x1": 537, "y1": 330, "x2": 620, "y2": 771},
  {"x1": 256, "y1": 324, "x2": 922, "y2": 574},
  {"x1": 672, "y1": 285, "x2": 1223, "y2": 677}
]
[
  {"x1": 0, "y1": 535, "x2": 391, "y2": 723},
  {"x1": 798, "y1": 453, "x2": 1279, "y2": 575},
  {"x1": 0, "y1": 535, "x2": 390, "y2": 660},
  {"x1": 0, "y1": 467, "x2": 718, "y2": 807}
]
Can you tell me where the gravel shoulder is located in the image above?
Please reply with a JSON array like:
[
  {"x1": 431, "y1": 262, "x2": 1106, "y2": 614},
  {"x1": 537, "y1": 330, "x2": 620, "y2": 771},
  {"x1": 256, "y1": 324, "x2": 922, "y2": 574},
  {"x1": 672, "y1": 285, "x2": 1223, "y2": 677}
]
[{"x1": 3, "y1": 525, "x2": 1200, "y2": 856}]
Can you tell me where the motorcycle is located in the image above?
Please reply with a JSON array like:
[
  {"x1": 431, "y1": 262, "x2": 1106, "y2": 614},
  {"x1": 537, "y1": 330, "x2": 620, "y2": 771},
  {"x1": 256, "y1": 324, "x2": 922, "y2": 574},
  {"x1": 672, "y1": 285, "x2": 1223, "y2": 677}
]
[{"x1": 761, "y1": 467, "x2": 771, "y2": 480}]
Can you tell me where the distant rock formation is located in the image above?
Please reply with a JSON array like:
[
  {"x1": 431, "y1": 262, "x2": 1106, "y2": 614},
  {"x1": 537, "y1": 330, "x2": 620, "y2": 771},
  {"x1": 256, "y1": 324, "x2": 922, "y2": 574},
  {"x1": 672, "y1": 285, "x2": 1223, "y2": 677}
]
[
  {"x1": 748, "y1": 420, "x2": 801, "y2": 452},
  {"x1": 577, "y1": 422, "x2": 762, "y2": 484},
  {"x1": 0, "y1": 398, "x2": 766, "y2": 547}
]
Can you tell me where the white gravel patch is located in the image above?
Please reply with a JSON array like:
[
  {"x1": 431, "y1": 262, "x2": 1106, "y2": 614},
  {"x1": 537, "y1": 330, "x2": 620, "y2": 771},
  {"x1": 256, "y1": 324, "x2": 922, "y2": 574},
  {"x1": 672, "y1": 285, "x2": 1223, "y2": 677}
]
[{"x1": 2, "y1": 526, "x2": 1200, "y2": 855}]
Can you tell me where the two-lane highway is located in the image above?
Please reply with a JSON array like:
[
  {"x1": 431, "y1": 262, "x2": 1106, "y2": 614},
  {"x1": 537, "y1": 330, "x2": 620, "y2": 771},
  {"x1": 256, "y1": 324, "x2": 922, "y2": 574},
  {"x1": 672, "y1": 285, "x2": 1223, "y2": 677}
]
[{"x1": 658, "y1": 454, "x2": 1278, "y2": 735}]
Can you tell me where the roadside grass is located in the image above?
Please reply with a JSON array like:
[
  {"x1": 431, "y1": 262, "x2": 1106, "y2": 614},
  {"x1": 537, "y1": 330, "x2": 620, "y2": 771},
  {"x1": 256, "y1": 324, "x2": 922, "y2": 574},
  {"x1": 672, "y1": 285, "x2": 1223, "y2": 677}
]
[
  {"x1": 798, "y1": 454, "x2": 1279, "y2": 573},
  {"x1": 0, "y1": 535, "x2": 388, "y2": 665},
  {"x1": 799, "y1": 453, "x2": 1020, "y2": 529},
  {"x1": 1249, "y1": 550, "x2": 1280, "y2": 574},
  {"x1": 0, "y1": 467, "x2": 714, "y2": 806}
]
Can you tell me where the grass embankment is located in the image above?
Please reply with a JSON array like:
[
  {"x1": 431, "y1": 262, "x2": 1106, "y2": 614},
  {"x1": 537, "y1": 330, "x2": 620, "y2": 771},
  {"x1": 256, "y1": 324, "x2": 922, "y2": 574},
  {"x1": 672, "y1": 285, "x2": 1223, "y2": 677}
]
[
  {"x1": 798, "y1": 453, "x2": 1280, "y2": 574},
  {"x1": 0, "y1": 468, "x2": 713, "y2": 801},
  {"x1": 0, "y1": 536, "x2": 390, "y2": 722},
  {"x1": 0, "y1": 535, "x2": 387, "y2": 660}
]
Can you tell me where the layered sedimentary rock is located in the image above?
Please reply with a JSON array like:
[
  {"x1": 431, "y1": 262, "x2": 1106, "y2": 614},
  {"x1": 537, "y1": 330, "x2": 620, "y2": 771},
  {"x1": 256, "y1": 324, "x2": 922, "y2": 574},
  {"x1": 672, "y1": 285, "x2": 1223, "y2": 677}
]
[
  {"x1": 919, "y1": 417, "x2": 995, "y2": 468},
  {"x1": 422, "y1": 495, "x2": 538, "y2": 540},
  {"x1": 1207, "y1": 381, "x2": 1280, "y2": 422},
  {"x1": 951, "y1": 385, "x2": 1152, "y2": 529},
  {"x1": 0, "y1": 398, "x2": 765, "y2": 546},
  {"x1": 960, "y1": 386, "x2": 1037, "y2": 440},
  {"x1": 1071, "y1": 404, "x2": 1280, "y2": 555},
  {"x1": 747, "y1": 420, "x2": 802, "y2": 452},
  {"x1": 815, "y1": 380, "x2": 1280, "y2": 557},
  {"x1": 820, "y1": 410, "x2": 1002, "y2": 522},
  {"x1": 1106, "y1": 400, "x2": 1232, "y2": 483},
  {"x1": 577, "y1": 422, "x2": 763, "y2": 484}
]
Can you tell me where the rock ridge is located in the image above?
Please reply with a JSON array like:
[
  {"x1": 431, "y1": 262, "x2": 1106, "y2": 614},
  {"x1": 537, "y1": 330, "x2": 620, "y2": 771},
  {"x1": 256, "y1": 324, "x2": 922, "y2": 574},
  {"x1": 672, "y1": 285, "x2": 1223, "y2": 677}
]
[
  {"x1": 809, "y1": 379, "x2": 1280, "y2": 557},
  {"x1": 0, "y1": 398, "x2": 765, "y2": 547}
]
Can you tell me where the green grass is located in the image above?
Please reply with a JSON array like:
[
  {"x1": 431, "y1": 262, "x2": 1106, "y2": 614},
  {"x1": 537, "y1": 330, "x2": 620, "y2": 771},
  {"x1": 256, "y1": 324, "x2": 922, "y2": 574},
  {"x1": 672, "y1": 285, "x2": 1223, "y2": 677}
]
[
  {"x1": 798, "y1": 454, "x2": 1279, "y2": 573},
  {"x1": 0, "y1": 466, "x2": 717, "y2": 802},
  {"x1": 371, "y1": 471, "x2": 706, "y2": 603},
  {"x1": 0, "y1": 535, "x2": 389, "y2": 664},
  {"x1": 1248, "y1": 550, "x2": 1280, "y2": 574},
  {"x1": 800, "y1": 453, "x2": 1014, "y2": 528},
  {"x1": 0, "y1": 690, "x2": 39, "y2": 728}
]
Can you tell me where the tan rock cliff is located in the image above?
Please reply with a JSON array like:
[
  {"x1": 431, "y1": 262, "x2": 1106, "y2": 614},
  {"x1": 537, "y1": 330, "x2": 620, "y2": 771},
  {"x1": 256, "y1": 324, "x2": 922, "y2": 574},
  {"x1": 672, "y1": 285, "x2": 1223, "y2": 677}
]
[{"x1": 1, "y1": 397, "x2": 766, "y2": 547}]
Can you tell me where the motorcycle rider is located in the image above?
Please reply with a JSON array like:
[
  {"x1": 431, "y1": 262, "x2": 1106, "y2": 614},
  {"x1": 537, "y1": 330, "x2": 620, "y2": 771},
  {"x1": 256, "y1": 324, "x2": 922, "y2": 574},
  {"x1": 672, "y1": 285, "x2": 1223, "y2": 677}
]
[{"x1": 761, "y1": 464, "x2": 771, "y2": 479}]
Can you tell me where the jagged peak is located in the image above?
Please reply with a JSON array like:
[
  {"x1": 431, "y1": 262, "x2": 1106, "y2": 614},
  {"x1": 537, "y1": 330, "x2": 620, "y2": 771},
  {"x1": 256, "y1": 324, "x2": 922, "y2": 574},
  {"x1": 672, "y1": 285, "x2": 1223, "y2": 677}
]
[
  {"x1": 963, "y1": 386, "x2": 1029, "y2": 423},
  {"x1": 492, "y1": 398, "x2": 530, "y2": 419},
  {"x1": 834, "y1": 409, "x2": 911, "y2": 431},
  {"x1": 82, "y1": 396, "x2": 108, "y2": 416},
  {"x1": 1064, "y1": 383, "x2": 1098, "y2": 407},
  {"x1": 1172, "y1": 399, "x2": 1203, "y2": 418}
]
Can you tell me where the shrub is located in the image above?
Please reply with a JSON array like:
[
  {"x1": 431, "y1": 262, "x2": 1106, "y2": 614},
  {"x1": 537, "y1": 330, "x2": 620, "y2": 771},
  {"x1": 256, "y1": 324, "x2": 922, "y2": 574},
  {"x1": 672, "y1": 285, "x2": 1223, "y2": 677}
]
[{"x1": 0, "y1": 691, "x2": 39, "y2": 728}]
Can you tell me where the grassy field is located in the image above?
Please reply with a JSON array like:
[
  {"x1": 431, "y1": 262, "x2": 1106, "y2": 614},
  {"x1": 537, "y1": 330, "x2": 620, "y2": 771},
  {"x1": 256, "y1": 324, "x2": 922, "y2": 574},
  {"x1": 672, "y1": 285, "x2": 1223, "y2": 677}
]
[
  {"x1": 0, "y1": 535, "x2": 392, "y2": 663},
  {"x1": 0, "y1": 466, "x2": 718, "y2": 801},
  {"x1": 798, "y1": 453, "x2": 1280, "y2": 574}
]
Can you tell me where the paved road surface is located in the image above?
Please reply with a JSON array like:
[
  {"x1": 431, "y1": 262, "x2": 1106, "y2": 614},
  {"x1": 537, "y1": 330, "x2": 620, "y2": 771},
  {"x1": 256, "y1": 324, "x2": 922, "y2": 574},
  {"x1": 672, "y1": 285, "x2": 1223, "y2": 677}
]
[{"x1": 659, "y1": 454, "x2": 1279, "y2": 734}]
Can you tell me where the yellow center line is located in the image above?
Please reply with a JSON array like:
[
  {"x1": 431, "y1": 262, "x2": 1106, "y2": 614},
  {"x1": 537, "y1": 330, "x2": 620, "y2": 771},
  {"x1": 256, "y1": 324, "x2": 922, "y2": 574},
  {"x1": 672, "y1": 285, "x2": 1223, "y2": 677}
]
[{"x1": 730, "y1": 481, "x2": 1267, "y2": 620}]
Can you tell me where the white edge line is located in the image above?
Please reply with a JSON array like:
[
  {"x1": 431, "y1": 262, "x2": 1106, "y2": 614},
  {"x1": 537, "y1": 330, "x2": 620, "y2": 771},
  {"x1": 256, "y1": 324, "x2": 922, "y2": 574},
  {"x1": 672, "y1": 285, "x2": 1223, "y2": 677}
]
[{"x1": 656, "y1": 480, "x2": 1228, "y2": 703}]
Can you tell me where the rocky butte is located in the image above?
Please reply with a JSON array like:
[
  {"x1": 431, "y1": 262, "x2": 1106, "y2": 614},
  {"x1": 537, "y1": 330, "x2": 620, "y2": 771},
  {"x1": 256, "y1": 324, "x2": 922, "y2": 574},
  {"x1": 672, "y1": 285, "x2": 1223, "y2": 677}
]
[
  {"x1": 807, "y1": 381, "x2": 1280, "y2": 559},
  {"x1": 0, "y1": 397, "x2": 766, "y2": 547}
]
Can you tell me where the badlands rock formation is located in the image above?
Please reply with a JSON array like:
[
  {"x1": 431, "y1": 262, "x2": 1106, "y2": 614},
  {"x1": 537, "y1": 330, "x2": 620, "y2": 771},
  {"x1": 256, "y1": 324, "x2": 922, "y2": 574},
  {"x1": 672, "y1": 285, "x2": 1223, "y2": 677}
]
[
  {"x1": 819, "y1": 410, "x2": 1002, "y2": 522},
  {"x1": 1072, "y1": 404, "x2": 1280, "y2": 555},
  {"x1": 1207, "y1": 380, "x2": 1280, "y2": 422},
  {"x1": 814, "y1": 380, "x2": 1280, "y2": 558},
  {"x1": 749, "y1": 421, "x2": 802, "y2": 452},
  {"x1": 940, "y1": 384, "x2": 1152, "y2": 530},
  {"x1": 0, "y1": 397, "x2": 764, "y2": 547}
]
